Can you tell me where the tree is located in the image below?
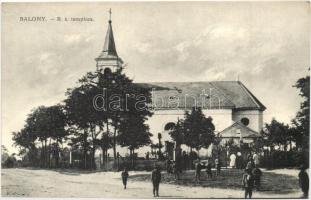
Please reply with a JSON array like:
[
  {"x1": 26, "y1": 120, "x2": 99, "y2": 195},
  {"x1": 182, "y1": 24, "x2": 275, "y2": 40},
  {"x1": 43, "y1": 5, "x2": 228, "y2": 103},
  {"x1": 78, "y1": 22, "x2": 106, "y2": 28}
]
[
  {"x1": 1, "y1": 145, "x2": 9, "y2": 167},
  {"x1": 12, "y1": 126, "x2": 38, "y2": 166},
  {"x1": 65, "y1": 66, "x2": 153, "y2": 169},
  {"x1": 118, "y1": 113, "x2": 152, "y2": 169},
  {"x1": 64, "y1": 73, "x2": 104, "y2": 169},
  {"x1": 157, "y1": 133, "x2": 163, "y2": 154},
  {"x1": 13, "y1": 105, "x2": 68, "y2": 167},
  {"x1": 183, "y1": 107, "x2": 215, "y2": 152},
  {"x1": 168, "y1": 119, "x2": 184, "y2": 146},
  {"x1": 292, "y1": 75, "x2": 310, "y2": 163},
  {"x1": 264, "y1": 118, "x2": 291, "y2": 151}
]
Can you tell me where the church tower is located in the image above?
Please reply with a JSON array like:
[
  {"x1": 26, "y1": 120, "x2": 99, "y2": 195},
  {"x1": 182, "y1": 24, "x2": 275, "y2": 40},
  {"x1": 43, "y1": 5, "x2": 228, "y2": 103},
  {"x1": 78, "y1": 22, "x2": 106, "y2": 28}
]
[{"x1": 95, "y1": 9, "x2": 123, "y2": 72}]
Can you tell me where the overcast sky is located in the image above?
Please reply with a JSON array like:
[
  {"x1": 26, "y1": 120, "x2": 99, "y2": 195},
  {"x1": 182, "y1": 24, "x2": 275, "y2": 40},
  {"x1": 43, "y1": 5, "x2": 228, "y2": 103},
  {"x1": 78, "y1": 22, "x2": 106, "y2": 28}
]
[{"x1": 2, "y1": 2, "x2": 310, "y2": 153}]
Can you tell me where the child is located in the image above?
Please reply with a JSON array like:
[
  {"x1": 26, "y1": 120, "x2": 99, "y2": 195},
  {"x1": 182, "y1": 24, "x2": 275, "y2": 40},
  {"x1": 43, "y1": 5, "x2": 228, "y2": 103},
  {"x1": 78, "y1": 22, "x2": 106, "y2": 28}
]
[
  {"x1": 151, "y1": 165, "x2": 161, "y2": 197},
  {"x1": 242, "y1": 168, "x2": 254, "y2": 198},
  {"x1": 121, "y1": 167, "x2": 129, "y2": 189}
]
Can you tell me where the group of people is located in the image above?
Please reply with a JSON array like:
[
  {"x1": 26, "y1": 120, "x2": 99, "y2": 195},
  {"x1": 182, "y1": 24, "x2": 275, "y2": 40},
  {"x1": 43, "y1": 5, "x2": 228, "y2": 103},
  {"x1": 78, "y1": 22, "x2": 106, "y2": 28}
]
[
  {"x1": 195, "y1": 158, "x2": 221, "y2": 181},
  {"x1": 166, "y1": 159, "x2": 182, "y2": 180},
  {"x1": 121, "y1": 165, "x2": 162, "y2": 197},
  {"x1": 242, "y1": 156, "x2": 263, "y2": 198},
  {"x1": 230, "y1": 152, "x2": 260, "y2": 169},
  {"x1": 120, "y1": 156, "x2": 309, "y2": 199}
]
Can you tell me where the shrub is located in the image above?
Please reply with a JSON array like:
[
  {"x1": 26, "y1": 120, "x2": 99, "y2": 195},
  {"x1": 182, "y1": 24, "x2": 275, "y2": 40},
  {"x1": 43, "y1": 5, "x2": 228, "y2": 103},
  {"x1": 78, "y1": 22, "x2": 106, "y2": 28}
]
[{"x1": 260, "y1": 150, "x2": 305, "y2": 169}]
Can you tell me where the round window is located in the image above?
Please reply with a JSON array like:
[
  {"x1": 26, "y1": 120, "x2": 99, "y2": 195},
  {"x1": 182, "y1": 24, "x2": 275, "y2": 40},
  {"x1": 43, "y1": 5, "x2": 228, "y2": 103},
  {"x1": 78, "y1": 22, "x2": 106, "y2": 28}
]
[{"x1": 241, "y1": 118, "x2": 250, "y2": 126}]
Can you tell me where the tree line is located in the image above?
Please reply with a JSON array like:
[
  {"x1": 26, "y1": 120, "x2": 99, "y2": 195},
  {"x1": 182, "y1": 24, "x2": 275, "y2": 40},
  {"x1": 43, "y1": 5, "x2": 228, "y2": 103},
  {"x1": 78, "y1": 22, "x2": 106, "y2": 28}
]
[
  {"x1": 12, "y1": 67, "x2": 152, "y2": 169},
  {"x1": 10, "y1": 65, "x2": 310, "y2": 169}
]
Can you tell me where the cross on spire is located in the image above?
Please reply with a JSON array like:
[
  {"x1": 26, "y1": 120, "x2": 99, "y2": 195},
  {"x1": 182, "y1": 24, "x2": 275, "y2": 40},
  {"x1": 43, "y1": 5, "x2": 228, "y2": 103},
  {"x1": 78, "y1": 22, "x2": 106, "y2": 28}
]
[{"x1": 109, "y1": 8, "x2": 112, "y2": 23}]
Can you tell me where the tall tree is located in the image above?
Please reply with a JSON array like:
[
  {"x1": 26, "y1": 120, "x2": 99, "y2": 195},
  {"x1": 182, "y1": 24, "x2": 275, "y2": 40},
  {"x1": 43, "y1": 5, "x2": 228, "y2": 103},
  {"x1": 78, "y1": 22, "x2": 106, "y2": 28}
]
[
  {"x1": 167, "y1": 120, "x2": 184, "y2": 146},
  {"x1": 64, "y1": 73, "x2": 104, "y2": 169},
  {"x1": 12, "y1": 105, "x2": 67, "y2": 167},
  {"x1": 292, "y1": 75, "x2": 310, "y2": 162},
  {"x1": 1, "y1": 145, "x2": 9, "y2": 166},
  {"x1": 264, "y1": 118, "x2": 291, "y2": 151},
  {"x1": 183, "y1": 107, "x2": 215, "y2": 152},
  {"x1": 98, "y1": 67, "x2": 153, "y2": 162},
  {"x1": 118, "y1": 113, "x2": 152, "y2": 168}
]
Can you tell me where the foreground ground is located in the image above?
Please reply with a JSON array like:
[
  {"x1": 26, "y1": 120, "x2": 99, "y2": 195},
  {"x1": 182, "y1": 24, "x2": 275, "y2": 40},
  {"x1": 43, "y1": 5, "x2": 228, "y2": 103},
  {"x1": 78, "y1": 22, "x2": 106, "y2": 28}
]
[{"x1": 1, "y1": 168, "x2": 303, "y2": 198}]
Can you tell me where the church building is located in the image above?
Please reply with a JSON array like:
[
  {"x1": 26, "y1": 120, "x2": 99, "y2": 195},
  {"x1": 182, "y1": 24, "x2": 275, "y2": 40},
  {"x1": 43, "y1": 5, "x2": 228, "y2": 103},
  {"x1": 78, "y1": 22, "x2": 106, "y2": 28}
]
[{"x1": 96, "y1": 14, "x2": 266, "y2": 157}]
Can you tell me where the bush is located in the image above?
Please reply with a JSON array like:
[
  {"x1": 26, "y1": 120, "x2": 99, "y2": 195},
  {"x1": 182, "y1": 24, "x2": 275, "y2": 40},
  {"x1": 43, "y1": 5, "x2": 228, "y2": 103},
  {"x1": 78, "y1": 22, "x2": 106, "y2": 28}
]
[{"x1": 260, "y1": 150, "x2": 306, "y2": 169}]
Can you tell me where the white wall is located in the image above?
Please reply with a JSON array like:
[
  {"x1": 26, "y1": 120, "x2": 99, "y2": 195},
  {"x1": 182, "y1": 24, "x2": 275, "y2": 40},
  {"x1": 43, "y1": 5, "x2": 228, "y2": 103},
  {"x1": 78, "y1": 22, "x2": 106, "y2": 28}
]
[
  {"x1": 107, "y1": 108, "x2": 233, "y2": 157},
  {"x1": 232, "y1": 110, "x2": 263, "y2": 132},
  {"x1": 107, "y1": 108, "x2": 266, "y2": 157}
]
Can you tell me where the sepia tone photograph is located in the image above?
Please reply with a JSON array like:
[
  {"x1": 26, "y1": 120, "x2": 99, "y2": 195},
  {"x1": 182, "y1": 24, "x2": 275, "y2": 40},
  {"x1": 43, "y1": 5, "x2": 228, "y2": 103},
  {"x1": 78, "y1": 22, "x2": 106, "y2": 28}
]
[{"x1": 1, "y1": 1, "x2": 310, "y2": 198}]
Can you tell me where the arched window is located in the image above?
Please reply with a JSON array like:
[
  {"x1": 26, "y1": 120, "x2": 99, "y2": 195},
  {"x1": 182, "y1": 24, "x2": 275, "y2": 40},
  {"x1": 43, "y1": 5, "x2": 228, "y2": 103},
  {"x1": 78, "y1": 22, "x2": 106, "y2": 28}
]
[
  {"x1": 104, "y1": 67, "x2": 112, "y2": 75},
  {"x1": 164, "y1": 122, "x2": 176, "y2": 131}
]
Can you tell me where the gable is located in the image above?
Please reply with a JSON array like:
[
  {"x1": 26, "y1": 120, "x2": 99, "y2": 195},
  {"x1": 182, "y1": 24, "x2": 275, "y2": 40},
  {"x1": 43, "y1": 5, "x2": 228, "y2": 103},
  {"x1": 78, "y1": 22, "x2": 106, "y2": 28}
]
[{"x1": 218, "y1": 122, "x2": 262, "y2": 138}]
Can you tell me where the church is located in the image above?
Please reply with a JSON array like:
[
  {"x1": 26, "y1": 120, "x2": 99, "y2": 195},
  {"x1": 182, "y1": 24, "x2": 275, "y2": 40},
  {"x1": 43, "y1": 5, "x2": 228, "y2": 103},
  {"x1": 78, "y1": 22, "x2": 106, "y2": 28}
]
[{"x1": 96, "y1": 14, "x2": 266, "y2": 157}]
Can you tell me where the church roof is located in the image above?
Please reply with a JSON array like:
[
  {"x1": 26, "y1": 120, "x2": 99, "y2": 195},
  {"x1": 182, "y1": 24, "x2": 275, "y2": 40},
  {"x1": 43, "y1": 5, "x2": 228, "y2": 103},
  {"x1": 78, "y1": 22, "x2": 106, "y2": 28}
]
[
  {"x1": 218, "y1": 121, "x2": 262, "y2": 138},
  {"x1": 135, "y1": 81, "x2": 266, "y2": 111},
  {"x1": 96, "y1": 19, "x2": 120, "y2": 61}
]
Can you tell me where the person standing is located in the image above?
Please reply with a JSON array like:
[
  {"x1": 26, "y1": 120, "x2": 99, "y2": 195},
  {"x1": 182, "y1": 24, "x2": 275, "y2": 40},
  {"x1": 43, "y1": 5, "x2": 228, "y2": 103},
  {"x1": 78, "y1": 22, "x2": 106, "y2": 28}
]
[
  {"x1": 230, "y1": 153, "x2": 237, "y2": 168},
  {"x1": 195, "y1": 161, "x2": 202, "y2": 182},
  {"x1": 166, "y1": 159, "x2": 172, "y2": 173},
  {"x1": 246, "y1": 156, "x2": 255, "y2": 171},
  {"x1": 151, "y1": 165, "x2": 161, "y2": 197},
  {"x1": 298, "y1": 165, "x2": 309, "y2": 198},
  {"x1": 206, "y1": 162, "x2": 213, "y2": 179},
  {"x1": 215, "y1": 157, "x2": 221, "y2": 176},
  {"x1": 121, "y1": 168, "x2": 129, "y2": 189},
  {"x1": 252, "y1": 165, "x2": 262, "y2": 191},
  {"x1": 242, "y1": 168, "x2": 254, "y2": 198},
  {"x1": 253, "y1": 153, "x2": 260, "y2": 166},
  {"x1": 172, "y1": 161, "x2": 180, "y2": 180}
]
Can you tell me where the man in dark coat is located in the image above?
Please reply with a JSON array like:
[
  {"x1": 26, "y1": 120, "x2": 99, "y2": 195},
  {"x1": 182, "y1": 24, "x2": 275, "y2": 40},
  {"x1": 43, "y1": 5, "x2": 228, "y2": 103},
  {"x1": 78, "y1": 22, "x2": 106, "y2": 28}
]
[
  {"x1": 215, "y1": 158, "x2": 221, "y2": 176},
  {"x1": 195, "y1": 161, "x2": 202, "y2": 182},
  {"x1": 121, "y1": 167, "x2": 129, "y2": 189},
  {"x1": 242, "y1": 168, "x2": 254, "y2": 198},
  {"x1": 206, "y1": 162, "x2": 213, "y2": 179},
  {"x1": 252, "y1": 165, "x2": 262, "y2": 191},
  {"x1": 298, "y1": 165, "x2": 309, "y2": 198},
  {"x1": 152, "y1": 165, "x2": 161, "y2": 197}
]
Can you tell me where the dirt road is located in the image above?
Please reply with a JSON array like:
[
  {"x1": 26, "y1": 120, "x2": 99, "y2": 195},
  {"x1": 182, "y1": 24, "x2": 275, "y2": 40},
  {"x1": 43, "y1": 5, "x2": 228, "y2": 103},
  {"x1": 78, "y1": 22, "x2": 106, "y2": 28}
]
[{"x1": 1, "y1": 168, "x2": 302, "y2": 198}]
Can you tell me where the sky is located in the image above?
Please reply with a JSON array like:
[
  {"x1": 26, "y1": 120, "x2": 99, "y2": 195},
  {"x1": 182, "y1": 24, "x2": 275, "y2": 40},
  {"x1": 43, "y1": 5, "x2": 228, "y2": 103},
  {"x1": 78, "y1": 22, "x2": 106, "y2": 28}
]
[{"x1": 2, "y1": 2, "x2": 310, "y2": 153}]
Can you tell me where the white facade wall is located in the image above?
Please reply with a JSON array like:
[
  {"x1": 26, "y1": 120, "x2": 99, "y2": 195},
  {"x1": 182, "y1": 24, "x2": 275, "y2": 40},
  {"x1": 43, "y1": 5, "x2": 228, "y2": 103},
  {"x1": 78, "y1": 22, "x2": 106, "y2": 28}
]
[
  {"x1": 232, "y1": 110, "x2": 263, "y2": 132},
  {"x1": 107, "y1": 108, "x2": 233, "y2": 157},
  {"x1": 148, "y1": 109, "x2": 233, "y2": 144},
  {"x1": 106, "y1": 109, "x2": 263, "y2": 157}
]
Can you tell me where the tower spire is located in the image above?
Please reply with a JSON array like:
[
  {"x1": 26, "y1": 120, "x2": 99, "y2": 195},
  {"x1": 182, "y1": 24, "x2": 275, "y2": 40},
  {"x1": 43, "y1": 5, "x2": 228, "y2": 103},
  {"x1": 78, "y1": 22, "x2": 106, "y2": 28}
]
[
  {"x1": 95, "y1": 9, "x2": 123, "y2": 72},
  {"x1": 109, "y1": 8, "x2": 112, "y2": 23}
]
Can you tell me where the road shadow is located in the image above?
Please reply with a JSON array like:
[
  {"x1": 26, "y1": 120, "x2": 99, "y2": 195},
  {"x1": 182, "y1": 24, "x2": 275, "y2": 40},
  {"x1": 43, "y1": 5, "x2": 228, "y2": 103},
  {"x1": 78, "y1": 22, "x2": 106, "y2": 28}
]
[
  {"x1": 18, "y1": 167, "x2": 100, "y2": 176},
  {"x1": 129, "y1": 169, "x2": 300, "y2": 195}
]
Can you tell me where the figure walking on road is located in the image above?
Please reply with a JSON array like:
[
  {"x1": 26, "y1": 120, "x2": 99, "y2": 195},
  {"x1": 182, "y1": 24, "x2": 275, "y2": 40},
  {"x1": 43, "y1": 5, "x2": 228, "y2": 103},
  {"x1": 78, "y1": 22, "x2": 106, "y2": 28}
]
[
  {"x1": 298, "y1": 164, "x2": 309, "y2": 198},
  {"x1": 151, "y1": 165, "x2": 161, "y2": 197},
  {"x1": 121, "y1": 167, "x2": 129, "y2": 189}
]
